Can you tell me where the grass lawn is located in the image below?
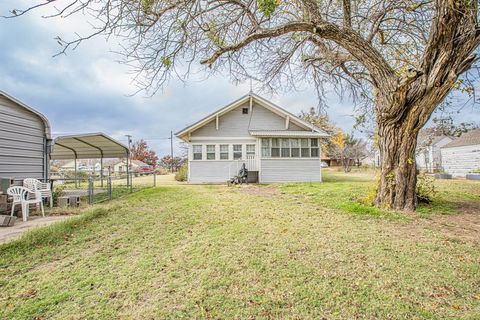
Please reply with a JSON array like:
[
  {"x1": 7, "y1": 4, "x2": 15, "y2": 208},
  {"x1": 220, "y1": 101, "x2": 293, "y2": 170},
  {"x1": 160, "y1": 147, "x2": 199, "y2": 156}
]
[{"x1": 1, "y1": 170, "x2": 479, "y2": 319}]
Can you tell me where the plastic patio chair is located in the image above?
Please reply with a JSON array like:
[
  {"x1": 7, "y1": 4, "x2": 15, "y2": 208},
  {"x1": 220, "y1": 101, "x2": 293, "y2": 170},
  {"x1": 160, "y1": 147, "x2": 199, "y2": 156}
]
[
  {"x1": 7, "y1": 186, "x2": 44, "y2": 222},
  {"x1": 23, "y1": 178, "x2": 53, "y2": 208}
]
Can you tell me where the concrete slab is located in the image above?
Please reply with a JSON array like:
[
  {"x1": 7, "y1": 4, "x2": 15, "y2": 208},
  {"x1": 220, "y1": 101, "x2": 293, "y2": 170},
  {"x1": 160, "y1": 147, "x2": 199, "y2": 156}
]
[{"x1": 0, "y1": 215, "x2": 71, "y2": 244}]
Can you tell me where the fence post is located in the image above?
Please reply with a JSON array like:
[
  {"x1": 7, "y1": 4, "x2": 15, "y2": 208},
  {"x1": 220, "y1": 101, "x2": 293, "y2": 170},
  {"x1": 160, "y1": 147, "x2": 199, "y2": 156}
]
[
  {"x1": 88, "y1": 178, "x2": 94, "y2": 204},
  {"x1": 108, "y1": 177, "x2": 112, "y2": 200},
  {"x1": 130, "y1": 173, "x2": 133, "y2": 193},
  {"x1": 153, "y1": 173, "x2": 156, "y2": 187}
]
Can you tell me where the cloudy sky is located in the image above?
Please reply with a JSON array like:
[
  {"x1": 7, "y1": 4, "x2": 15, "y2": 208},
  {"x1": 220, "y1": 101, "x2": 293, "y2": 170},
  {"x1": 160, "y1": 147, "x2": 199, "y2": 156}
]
[{"x1": 0, "y1": 1, "x2": 478, "y2": 156}]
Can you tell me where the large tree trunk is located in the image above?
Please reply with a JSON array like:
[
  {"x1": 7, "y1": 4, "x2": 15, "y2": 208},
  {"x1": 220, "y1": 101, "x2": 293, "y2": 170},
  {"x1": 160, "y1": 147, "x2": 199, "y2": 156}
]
[{"x1": 375, "y1": 120, "x2": 420, "y2": 211}]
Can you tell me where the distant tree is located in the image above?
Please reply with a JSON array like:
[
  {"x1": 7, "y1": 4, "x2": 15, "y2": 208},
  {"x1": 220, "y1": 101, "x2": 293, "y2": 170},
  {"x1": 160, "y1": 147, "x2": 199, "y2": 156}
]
[
  {"x1": 159, "y1": 155, "x2": 186, "y2": 172},
  {"x1": 130, "y1": 139, "x2": 158, "y2": 167},
  {"x1": 331, "y1": 133, "x2": 367, "y2": 173}
]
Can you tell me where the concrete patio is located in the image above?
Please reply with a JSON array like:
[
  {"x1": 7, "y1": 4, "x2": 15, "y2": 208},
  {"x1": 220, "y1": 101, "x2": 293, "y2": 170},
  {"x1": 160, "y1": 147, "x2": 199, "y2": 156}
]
[{"x1": 0, "y1": 215, "x2": 71, "y2": 244}]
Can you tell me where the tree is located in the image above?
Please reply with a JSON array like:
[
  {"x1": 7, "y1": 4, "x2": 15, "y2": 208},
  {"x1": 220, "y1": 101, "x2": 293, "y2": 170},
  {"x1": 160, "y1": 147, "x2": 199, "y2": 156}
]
[
  {"x1": 299, "y1": 107, "x2": 340, "y2": 156},
  {"x1": 130, "y1": 139, "x2": 158, "y2": 167},
  {"x1": 330, "y1": 132, "x2": 367, "y2": 173},
  {"x1": 159, "y1": 155, "x2": 186, "y2": 172},
  {"x1": 430, "y1": 117, "x2": 479, "y2": 137},
  {"x1": 8, "y1": 1, "x2": 480, "y2": 210}
]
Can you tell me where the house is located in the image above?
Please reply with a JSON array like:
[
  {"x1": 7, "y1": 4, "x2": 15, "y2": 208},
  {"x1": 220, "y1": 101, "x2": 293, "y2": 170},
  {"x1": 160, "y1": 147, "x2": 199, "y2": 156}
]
[
  {"x1": 0, "y1": 90, "x2": 51, "y2": 181},
  {"x1": 175, "y1": 93, "x2": 328, "y2": 183},
  {"x1": 113, "y1": 159, "x2": 152, "y2": 174},
  {"x1": 441, "y1": 128, "x2": 480, "y2": 177},
  {"x1": 416, "y1": 132, "x2": 453, "y2": 173}
]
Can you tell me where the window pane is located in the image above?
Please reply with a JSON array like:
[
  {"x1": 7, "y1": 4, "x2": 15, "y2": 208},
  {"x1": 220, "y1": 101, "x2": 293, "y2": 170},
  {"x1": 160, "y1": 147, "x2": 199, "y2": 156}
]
[
  {"x1": 311, "y1": 139, "x2": 318, "y2": 147},
  {"x1": 272, "y1": 138, "x2": 280, "y2": 147},
  {"x1": 301, "y1": 148, "x2": 310, "y2": 157},
  {"x1": 271, "y1": 148, "x2": 280, "y2": 157},
  {"x1": 262, "y1": 146, "x2": 271, "y2": 157},
  {"x1": 233, "y1": 144, "x2": 242, "y2": 160},
  {"x1": 291, "y1": 148, "x2": 300, "y2": 157},
  {"x1": 246, "y1": 144, "x2": 255, "y2": 158},
  {"x1": 290, "y1": 139, "x2": 299, "y2": 147},
  {"x1": 206, "y1": 145, "x2": 215, "y2": 160},
  {"x1": 281, "y1": 138, "x2": 290, "y2": 147},
  {"x1": 206, "y1": 145, "x2": 215, "y2": 152},
  {"x1": 301, "y1": 139, "x2": 309, "y2": 147},
  {"x1": 193, "y1": 145, "x2": 202, "y2": 160},
  {"x1": 281, "y1": 148, "x2": 290, "y2": 157},
  {"x1": 220, "y1": 144, "x2": 228, "y2": 152},
  {"x1": 311, "y1": 148, "x2": 319, "y2": 157},
  {"x1": 262, "y1": 138, "x2": 270, "y2": 147}
]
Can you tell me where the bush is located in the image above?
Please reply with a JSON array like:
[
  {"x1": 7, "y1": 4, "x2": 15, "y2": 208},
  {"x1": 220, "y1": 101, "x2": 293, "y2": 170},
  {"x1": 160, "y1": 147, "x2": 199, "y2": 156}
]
[
  {"x1": 175, "y1": 164, "x2": 188, "y2": 182},
  {"x1": 416, "y1": 174, "x2": 436, "y2": 204}
]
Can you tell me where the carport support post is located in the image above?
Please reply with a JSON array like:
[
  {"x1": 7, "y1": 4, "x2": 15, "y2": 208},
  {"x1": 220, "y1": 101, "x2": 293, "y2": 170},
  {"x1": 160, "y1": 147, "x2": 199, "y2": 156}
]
[
  {"x1": 74, "y1": 156, "x2": 78, "y2": 188},
  {"x1": 100, "y1": 157, "x2": 104, "y2": 188}
]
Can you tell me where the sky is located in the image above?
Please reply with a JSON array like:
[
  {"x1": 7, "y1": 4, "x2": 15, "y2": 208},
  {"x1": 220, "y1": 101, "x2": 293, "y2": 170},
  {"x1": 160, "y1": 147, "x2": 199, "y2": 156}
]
[{"x1": 0, "y1": 1, "x2": 478, "y2": 157}]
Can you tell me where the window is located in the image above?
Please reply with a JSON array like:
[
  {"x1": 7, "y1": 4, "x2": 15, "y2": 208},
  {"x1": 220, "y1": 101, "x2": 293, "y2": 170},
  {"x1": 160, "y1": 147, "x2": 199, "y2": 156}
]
[
  {"x1": 246, "y1": 144, "x2": 256, "y2": 158},
  {"x1": 206, "y1": 145, "x2": 216, "y2": 160},
  {"x1": 261, "y1": 139, "x2": 271, "y2": 157},
  {"x1": 271, "y1": 138, "x2": 280, "y2": 157},
  {"x1": 291, "y1": 139, "x2": 300, "y2": 157},
  {"x1": 310, "y1": 139, "x2": 319, "y2": 157},
  {"x1": 193, "y1": 145, "x2": 202, "y2": 160},
  {"x1": 242, "y1": 108, "x2": 249, "y2": 114},
  {"x1": 233, "y1": 144, "x2": 242, "y2": 160},
  {"x1": 220, "y1": 144, "x2": 229, "y2": 160},
  {"x1": 261, "y1": 138, "x2": 319, "y2": 158},
  {"x1": 281, "y1": 139, "x2": 290, "y2": 157},
  {"x1": 301, "y1": 139, "x2": 310, "y2": 157}
]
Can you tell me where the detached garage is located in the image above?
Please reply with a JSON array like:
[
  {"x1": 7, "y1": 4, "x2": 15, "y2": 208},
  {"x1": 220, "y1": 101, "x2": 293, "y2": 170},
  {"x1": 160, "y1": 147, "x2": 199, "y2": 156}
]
[
  {"x1": 0, "y1": 90, "x2": 51, "y2": 181},
  {"x1": 441, "y1": 128, "x2": 480, "y2": 177}
]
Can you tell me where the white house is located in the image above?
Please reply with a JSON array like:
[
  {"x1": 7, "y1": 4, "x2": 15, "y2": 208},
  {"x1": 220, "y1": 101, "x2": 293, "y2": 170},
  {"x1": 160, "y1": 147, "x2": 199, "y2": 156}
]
[
  {"x1": 113, "y1": 159, "x2": 152, "y2": 174},
  {"x1": 416, "y1": 134, "x2": 453, "y2": 173},
  {"x1": 441, "y1": 128, "x2": 480, "y2": 177},
  {"x1": 175, "y1": 93, "x2": 328, "y2": 183}
]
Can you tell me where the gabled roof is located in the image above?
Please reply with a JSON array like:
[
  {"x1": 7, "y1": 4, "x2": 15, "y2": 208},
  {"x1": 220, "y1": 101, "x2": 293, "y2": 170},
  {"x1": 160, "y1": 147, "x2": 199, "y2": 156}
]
[
  {"x1": 175, "y1": 93, "x2": 327, "y2": 139},
  {"x1": 0, "y1": 89, "x2": 51, "y2": 139},
  {"x1": 442, "y1": 128, "x2": 480, "y2": 148}
]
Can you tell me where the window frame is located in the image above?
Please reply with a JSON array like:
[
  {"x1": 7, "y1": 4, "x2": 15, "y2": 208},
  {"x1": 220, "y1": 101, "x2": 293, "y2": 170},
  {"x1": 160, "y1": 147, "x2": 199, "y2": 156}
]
[
  {"x1": 260, "y1": 138, "x2": 320, "y2": 159},
  {"x1": 219, "y1": 144, "x2": 229, "y2": 160},
  {"x1": 193, "y1": 145, "x2": 202, "y2": 160},
  {"x1": 206, "y1": 144, "x2": 216, "y2": 160},
  {"x1": 233, "y1": 144, "x2": 242, "y2": 160}
]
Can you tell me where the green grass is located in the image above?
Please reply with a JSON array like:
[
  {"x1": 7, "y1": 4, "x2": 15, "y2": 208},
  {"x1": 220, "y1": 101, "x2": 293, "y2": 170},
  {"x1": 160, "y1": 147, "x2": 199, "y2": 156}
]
[{"x1": 0, "y1": 172, "x2": 479, "y2": 319}]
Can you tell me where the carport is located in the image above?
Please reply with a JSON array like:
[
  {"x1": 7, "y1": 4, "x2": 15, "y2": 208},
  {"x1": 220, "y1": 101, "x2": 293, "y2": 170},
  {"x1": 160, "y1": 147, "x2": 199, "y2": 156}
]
[{"x1": 50, "y1": 133, "x2": 129, "y2": 187}]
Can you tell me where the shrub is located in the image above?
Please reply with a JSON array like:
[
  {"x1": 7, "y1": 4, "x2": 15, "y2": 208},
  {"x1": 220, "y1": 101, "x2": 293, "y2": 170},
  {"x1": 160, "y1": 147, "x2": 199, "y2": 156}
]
[
  {"x1": 416, "y1": 174, "x2": 436, "y2": 204},
  {"x1": 175, "y1": 163, "x2": 188, "y2": 182}
]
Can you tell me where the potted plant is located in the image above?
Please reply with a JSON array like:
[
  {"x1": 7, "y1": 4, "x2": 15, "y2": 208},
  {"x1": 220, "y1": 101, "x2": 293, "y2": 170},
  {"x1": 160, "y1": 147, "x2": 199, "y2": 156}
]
[
  {"x1": 466, "y1": 169, "x2": 480, "y2": 181},
  {"x1": 434, "y1": 170, "x2": 452, "y2": 180}
]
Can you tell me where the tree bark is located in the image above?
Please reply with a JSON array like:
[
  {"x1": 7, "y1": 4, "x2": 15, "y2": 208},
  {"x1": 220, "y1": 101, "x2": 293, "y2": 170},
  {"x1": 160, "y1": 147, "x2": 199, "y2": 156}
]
[{"x1": 375, "y1": 120, "x2": 419, "y2": 211}]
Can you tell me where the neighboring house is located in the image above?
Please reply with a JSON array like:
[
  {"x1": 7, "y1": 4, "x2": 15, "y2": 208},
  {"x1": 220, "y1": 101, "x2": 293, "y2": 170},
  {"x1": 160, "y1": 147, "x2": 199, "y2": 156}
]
[
  {"x1": 113, "y1": 159, "x2": 152, "y2": 174},
  {"x1": 0, "y1": 90, "x2": 51, "y2": 181},
  {"x1": 441, "y1": 128, "x2": 480, "y2": 177},
  {"x1": 416, "y1": 133, "x2": 453, "y2": 173},
  {"x1": 175, "y1": 93, "x2": 329, "y2": 183}
]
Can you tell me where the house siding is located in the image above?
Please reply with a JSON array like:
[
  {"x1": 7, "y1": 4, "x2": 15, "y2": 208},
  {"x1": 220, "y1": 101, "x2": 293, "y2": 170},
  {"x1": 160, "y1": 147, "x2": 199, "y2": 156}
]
[
  {"x1": 416, "y1": 137, "x2": 452, "y2": 172},
  {"x1": 441, "y1": 145, "x2": 480, "y2": 177},
  {"x1": 189, "y1": 160, "x2": 248, "y2": 183},
  {"x1": 191, "y1": 101, "x2": 302, "y2": 138},
  {"x1": 0, "y1": 96, "x2": 48, "y2": 180},
  {"x1": 260, "y1": 158, "x2": 321, "y2": 183}
]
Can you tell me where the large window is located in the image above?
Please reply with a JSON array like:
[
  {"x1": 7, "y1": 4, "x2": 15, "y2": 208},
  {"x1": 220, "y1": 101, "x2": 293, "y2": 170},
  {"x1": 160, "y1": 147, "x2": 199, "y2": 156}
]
[
  {"x1": 193, "y1": 145, "x2": 202, "y2": 160},
  {"x1": 206, "y1": 145, "x2": 216, "y2": 160},
  {"x1": 261, "y1": 138, "x2": 320, "y2": 158},
  {"x1": 233, "y1": 144, "x2": 242, "y2": 160},
  {"x1": 220, "y1": 144, "x2": 229, "y2": 160}
]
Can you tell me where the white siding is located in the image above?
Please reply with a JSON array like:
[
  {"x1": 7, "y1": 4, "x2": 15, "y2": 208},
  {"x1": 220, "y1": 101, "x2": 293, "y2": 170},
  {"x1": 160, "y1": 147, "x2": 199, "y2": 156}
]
[
  {"x1": 0, "y1": 96, "x2": 48, "y2": 179},
  {"x1": 260, "y1": 159, "x2": 321, "y2": 183},
  {"x1": 441, "y1": 145, "x2": 480, "y2": 177},
  {"x1": 191, "y1": 101, "x2": 302, "y2": 138},
  {"x1": 189, "y1": 160, "x2": 247, "y2": 183}
]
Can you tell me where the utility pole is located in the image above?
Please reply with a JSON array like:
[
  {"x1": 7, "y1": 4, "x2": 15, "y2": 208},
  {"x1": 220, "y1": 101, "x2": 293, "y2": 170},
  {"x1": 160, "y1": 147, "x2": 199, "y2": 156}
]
[{"x1": 169, "y1": 131, "x2": 174, "y2": 173}]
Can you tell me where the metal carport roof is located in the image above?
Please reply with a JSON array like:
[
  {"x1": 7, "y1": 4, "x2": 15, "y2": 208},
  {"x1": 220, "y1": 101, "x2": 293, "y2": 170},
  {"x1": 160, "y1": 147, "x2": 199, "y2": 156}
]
[{"x1": 50, "y1": 133, "x2": 129, "y2": 160}]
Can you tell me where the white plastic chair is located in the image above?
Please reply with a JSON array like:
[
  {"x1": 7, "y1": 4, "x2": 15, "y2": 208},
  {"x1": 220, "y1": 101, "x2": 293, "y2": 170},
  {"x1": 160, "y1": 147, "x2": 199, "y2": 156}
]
[
  {"x1": 7, "y1": 186, "x2": 44, "y2": 222},
  {"x1": 23, "y1": 178, "x2": 53, "y2": 208}
]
